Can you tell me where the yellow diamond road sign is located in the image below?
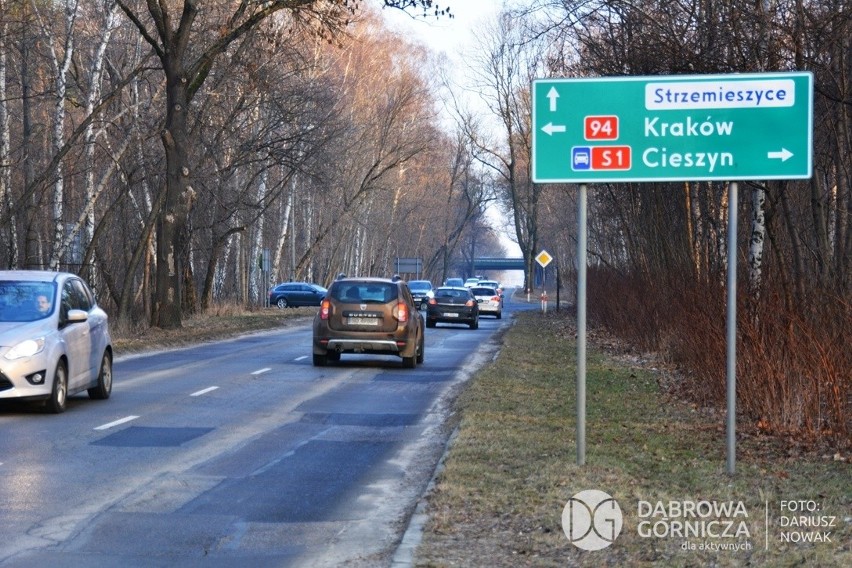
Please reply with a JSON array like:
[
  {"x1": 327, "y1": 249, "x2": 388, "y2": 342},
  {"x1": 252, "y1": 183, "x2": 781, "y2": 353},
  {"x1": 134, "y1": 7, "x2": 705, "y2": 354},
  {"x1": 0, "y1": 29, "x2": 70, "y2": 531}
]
[{"x1": 535, "y1": 250, "x2": 553, "y2": 268}]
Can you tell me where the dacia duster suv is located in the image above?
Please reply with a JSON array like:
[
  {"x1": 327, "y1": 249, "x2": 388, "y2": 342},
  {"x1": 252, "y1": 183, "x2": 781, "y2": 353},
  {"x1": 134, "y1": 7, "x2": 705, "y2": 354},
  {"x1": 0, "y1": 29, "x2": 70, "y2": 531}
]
[{"x1": 312, "y1": 277, "x2": 425, "y2": 368}]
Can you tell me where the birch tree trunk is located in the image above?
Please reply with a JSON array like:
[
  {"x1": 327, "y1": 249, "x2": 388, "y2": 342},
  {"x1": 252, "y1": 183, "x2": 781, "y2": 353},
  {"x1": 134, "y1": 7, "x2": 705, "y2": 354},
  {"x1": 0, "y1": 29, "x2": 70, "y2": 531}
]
[
  {"x1": 248, "y1": 170, "x2": 268, "y2": 305},
  {"x1": 0, "y1": 4, "x2": 18, "y2": 267},
  {"x1": 271, "y1": 175, "x2": 294, "y2": 282},
  {"x1": 78, "y1": 2, "x2": 120, "y2": 279},
  {"x1": 748, "y1": 185, "x2": 767, "y2": 295},
  {"x1": 40, "y1": 0, "x2": 78, "y2": 270}
]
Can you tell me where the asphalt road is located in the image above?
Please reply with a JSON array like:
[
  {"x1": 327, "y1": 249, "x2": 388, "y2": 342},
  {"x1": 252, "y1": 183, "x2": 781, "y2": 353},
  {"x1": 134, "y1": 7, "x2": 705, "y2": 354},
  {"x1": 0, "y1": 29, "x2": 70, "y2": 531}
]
[{"x1": 0, "y1": 294, "x2": 535, "y2": 567}]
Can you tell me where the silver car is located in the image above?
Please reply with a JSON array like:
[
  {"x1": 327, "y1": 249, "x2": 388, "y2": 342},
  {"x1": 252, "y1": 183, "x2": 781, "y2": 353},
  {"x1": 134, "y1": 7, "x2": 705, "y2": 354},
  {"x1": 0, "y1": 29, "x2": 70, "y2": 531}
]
[
  {"x1": 470, "y1": 286, "x2": 503, "y2": 319},
  {"x1": 0, "y1": 271, "x2": 113, "y2": 413}
]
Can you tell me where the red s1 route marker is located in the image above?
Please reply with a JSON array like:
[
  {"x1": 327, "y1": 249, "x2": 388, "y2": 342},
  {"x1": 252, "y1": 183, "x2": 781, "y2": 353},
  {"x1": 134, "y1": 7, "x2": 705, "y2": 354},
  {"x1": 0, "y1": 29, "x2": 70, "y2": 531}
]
[
  {"x1": 584, "y1": 116, "x2": 618, "y2": 140},
  {"x1": 591, "y1": 146, "x2": 631, "y2": 170}
]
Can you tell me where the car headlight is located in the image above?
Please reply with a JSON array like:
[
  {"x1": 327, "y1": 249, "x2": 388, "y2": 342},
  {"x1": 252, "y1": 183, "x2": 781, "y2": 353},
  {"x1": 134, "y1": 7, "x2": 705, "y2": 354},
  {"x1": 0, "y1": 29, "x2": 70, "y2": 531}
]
[{"x1": 4, "y1": 338, "x2": 46, "y2": 360}]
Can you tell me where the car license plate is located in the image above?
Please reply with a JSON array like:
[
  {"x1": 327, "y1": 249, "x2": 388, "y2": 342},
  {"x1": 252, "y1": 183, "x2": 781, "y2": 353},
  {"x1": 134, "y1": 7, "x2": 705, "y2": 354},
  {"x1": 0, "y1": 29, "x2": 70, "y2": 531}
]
[
  {"x1": 443, "y1": 312, "x2": 459, "y2": 318},
  {"x1": 348, "y1": 317, "x2": 379, "y2": 326}
]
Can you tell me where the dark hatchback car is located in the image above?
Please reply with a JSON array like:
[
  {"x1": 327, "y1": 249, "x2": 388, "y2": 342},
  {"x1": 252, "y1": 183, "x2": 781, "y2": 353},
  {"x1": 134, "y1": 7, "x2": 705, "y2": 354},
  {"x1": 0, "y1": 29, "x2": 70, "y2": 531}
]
[
  {"x1": 312, "y1": 277, "x2": 425, "y2": 368},
  {"x1": 268, "y1": 282, "x2": 327, "y2": 308},
  {"x1": 426, "y1": 286, "x2": 479, "y2": 329}
]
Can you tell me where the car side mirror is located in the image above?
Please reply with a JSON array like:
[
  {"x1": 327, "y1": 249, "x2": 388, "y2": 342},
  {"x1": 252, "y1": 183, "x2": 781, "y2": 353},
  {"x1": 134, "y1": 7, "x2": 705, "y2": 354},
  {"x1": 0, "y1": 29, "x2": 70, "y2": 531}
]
[{"x1": 67, "y1": 309, "x2": 89, "y2": 324}]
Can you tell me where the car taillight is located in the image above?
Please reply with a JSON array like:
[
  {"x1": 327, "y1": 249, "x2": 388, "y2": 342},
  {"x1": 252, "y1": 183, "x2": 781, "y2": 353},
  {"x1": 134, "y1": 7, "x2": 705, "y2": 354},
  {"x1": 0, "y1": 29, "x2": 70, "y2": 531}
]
[
  {"x1": 428, "y1": 298, "x2": 436, "y2": 305},
  {"x1": 396, "y1": 302, "x2": 409, "y2": 322},
  {"x1": 319, "y1": 299, "x2": 331, "y2": 320},
  {"x1": 491, "y1": 295, "x2": 500, "y2": 302},
  {"x1": 465, "y1": 299, "x2": 475, "y2": 307}
]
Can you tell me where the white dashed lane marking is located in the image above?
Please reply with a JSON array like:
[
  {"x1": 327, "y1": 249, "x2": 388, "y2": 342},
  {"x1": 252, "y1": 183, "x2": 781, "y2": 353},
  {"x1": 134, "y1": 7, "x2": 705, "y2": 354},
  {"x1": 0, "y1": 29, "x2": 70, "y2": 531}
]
[
  {"x1": 191, "y1": 386, "x2": 219, "y2": 397},
  {"x1": 94, "y1": 415, "x2": 140, "y2": 431}
]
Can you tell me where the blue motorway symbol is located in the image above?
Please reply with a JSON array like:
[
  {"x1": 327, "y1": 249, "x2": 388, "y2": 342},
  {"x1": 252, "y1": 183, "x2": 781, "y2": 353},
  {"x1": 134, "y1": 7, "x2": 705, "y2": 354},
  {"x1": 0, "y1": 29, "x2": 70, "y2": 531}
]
[{"x1": 572, "y1": 147, "x2": 591, "y2": 170}]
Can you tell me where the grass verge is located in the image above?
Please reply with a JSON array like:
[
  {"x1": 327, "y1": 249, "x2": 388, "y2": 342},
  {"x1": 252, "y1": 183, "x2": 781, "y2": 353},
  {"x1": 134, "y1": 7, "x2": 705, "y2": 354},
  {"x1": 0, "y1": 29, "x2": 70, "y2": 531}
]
[
  {"x1": 413, "y1": 311, "x2": 850, "y2": 567},
  {"x1": 111, "y1": 306, "x2": 315, "y2": 354}
]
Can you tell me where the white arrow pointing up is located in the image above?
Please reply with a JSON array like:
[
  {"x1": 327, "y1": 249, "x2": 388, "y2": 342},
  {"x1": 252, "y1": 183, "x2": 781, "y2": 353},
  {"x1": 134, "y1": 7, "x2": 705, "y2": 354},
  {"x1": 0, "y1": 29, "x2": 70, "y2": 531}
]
[
  {"x1": 767, "y1": 148, "x2": 794, "y2": 162},
  {"x1": 541, "y1": 122, "x2": 566, "y2": 136},
  {"x1": 547, "y1": 86, "x2": 559, "y2": 112}
]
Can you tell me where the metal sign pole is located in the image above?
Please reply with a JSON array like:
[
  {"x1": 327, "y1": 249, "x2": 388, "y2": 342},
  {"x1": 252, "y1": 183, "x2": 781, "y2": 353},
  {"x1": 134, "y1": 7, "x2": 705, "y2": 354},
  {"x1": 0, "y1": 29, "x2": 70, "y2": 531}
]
[
  {"x1": 577, "y1": 184, "x2": 588, "y2": 466},
  {"x1": 726, "y1": 182, "x2": 738, "y2": 475}
]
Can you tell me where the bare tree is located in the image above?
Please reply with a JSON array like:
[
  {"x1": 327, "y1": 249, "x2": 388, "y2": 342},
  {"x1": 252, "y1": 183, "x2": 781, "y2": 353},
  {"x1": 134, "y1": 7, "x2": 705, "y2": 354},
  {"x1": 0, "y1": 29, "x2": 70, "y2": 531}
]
[
  {"x1": 113, "y1": 0, "x2": 449, "y2": 328},
  {"x1": 464, "y1": 7, "x2": 544, "y2": 291}
]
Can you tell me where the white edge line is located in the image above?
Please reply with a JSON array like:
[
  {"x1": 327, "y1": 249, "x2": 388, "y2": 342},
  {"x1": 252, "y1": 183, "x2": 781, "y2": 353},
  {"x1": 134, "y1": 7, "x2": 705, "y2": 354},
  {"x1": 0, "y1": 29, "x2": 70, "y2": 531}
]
[
  {"x1": 94, "y1": 415, "x2": 140, "y2": 431},
  {"x1": 765, "y1": 501, "x2": 769, "y2": 550},
  {"x1": 294, "y1": 356, "x2": 308, "y2": 361},
  {"x1": 251, "y1": 368, "x2": 271, "y2": 375},
  {"x1": 191, "y1": 386, "x2": 219, "y2": 397}
]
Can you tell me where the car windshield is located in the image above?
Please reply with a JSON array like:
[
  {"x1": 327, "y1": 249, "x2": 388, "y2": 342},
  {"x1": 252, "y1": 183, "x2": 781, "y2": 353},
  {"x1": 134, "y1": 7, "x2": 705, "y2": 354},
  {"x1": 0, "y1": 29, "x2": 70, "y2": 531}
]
[
  {"x1": 408, "y1": 281, "x2": 432, "y2": 291},
  {"x1": 0, "y1": 280, "x2": 57, "y2": 322},
  {"x1": 471, "y1": 287, "x2": 497, "y2": 296},
  {"x1": 434, "y1": 288, "x2": 469, "y2": 299},
  {"x1": 332, "y1": 283, "x2": 396, "y2": 303}
]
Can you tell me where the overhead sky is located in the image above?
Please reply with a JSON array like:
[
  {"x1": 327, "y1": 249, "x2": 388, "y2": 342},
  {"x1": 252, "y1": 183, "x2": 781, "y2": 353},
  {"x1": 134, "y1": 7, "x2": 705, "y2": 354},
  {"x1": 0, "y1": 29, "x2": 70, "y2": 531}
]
[
  {"x1": 381, "y1": 1, "x2": 503, "y2": 59},
  {"x1": 382, "y1": 2, "x2": 525, "y2": 268}
]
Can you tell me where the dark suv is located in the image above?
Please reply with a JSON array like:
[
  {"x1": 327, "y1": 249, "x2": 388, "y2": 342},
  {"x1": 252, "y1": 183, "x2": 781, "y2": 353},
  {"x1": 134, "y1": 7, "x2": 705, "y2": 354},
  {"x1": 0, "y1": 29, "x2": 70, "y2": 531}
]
[
  {"x1": 407, "y1": 279, "x2": 434, "y2": 309},
  {"x1": 312, "y1": 277, "x2": 425, "y2": 368}
]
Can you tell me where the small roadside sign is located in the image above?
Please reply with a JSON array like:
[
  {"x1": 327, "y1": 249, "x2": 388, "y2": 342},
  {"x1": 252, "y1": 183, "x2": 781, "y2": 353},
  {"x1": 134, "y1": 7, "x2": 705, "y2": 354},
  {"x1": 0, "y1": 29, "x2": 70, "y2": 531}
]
[{"x1": 535, "y1": 250, "x2": 553, "y2": 268}]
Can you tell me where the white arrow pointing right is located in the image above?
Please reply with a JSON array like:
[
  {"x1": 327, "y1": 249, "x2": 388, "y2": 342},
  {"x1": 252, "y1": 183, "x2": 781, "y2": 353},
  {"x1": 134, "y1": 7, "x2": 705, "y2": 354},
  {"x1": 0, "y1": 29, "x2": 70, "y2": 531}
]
[{"x1": 767, "y1": 148, "x2": 793, "y2": 162}]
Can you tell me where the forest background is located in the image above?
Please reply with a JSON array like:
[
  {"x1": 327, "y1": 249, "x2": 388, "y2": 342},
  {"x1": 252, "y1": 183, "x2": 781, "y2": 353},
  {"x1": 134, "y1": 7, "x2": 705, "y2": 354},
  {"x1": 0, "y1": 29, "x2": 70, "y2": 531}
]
[{"x1": 0, "y1": 0, "x2": 847, "y2": 447}]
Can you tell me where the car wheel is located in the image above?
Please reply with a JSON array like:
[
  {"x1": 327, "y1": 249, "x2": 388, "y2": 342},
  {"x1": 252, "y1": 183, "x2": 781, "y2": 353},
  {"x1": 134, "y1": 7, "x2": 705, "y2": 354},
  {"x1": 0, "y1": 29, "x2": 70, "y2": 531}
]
[
  {"x1": 470, "y1": 317, "x2": 479, "y2": 330},
  {"x1": 88, "y1": 351, "x2": 113, "y2": 400},
  {"x1": 402, "y1": 352, "x2": 416, "y2": 369},
  {"x1": 312, "y1": 353, "x2": 327, "y2": 366},
  {"x1": 277, "y1": 297, "x2": 288, "y2": 309},
  {"x1": 327, "y1": 351, "x2": 341, "y2": 362},
  {"x1": 496, "y1": 311, "x2": 502, "y2": 320},
  {"x1": 426, "y1": 320, "x2": 436, "y2": 328},
  {"x1": 416, "y1": 333, "x2": 425, "y2": 364},
  {"x1": 45, "y1": 360, "x2": 68, "y2": 414}
]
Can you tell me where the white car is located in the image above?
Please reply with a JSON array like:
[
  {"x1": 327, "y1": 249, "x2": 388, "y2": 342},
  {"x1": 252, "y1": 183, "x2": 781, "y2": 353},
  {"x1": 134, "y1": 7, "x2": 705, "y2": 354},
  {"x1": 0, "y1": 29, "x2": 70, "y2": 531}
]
[
  {"x1": 477, "y1": 280, "x2": 502, "y2": 296},
  {"x1": 0, "y1": 271, "x2": 113, "y2": 413},
  {"x1": 463, "y1": 278, "x2": 480, "y2": 288},
  {"x1": 470, "y1": 286, "x2": 502, "y2": 319}
]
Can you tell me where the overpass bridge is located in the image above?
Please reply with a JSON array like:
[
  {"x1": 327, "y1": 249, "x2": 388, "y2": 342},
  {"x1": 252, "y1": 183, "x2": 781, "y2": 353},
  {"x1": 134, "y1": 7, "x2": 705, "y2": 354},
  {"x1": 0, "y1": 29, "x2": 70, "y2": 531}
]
[{"x1": 468, "y1": 257, "x2": 525, "y2": 271}]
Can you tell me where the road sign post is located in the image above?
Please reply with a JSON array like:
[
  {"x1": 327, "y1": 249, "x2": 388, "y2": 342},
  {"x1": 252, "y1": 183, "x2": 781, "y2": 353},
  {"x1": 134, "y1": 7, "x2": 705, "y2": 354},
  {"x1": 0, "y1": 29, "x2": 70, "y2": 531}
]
[{"x1": 532, "y1": 72, "x2": 813, "y2": 474}]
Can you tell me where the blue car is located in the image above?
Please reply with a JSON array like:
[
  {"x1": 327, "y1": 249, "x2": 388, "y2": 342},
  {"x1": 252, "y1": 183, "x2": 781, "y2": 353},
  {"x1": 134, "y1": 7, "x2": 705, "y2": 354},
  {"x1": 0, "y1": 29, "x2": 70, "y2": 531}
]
[{"x1": 268, "y1": 282, "x2": 327, "y2": 308}]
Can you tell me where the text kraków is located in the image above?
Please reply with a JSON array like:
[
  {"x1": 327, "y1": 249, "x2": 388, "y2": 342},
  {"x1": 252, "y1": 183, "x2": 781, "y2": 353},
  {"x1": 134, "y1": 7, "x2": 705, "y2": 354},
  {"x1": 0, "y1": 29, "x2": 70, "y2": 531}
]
[{"x1": 645, "y1": 116, "x2": 734, "y2": 138}]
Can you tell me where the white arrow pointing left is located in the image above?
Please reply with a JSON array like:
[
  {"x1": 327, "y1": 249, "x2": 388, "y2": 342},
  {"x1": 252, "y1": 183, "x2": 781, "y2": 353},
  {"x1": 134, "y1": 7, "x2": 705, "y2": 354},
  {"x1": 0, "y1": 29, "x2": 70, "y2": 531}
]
[
  {"x1": 541, "y1": 122, "x2": 566, "y2": 136},
  {"x1": 767, "y1": 148, "x2": 793, "y2": 162}
]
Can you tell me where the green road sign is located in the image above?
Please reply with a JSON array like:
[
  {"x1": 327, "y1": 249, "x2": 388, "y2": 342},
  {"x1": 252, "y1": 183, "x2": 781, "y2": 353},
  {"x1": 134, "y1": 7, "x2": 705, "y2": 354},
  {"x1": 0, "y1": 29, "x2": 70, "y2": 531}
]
[{"x1": 532, "y1": 72, "x2": 813, "y2": 183}]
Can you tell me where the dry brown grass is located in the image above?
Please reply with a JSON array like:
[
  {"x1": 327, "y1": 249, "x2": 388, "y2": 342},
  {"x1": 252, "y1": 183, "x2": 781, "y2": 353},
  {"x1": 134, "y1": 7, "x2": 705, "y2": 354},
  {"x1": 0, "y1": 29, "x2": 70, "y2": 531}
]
[
  {"x1": 414, "y1": 311, "x2": 851, "y2": 567},
  {"x1": 111, "y1": 305, "x2": 316, "y2": 354},
  {"x1": 586, "y1": 268, "x2": 850, "y2": 448}
]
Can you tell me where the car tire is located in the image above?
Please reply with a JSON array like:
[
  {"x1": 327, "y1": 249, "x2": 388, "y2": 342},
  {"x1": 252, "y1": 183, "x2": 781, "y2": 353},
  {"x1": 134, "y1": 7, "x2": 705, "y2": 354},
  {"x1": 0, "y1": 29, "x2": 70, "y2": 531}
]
[
  {"x1": 426, "y1": 320, "x2": 436, "y2": 328},
  {"x1": 312, "y1": 353, "x2": 327, "y2": 366},
  {"x1": 496, "y1": 311, "x2": 502, "y2": 319},
  {"x1": 416, "y1": 333, "x2": 425, "y2": 364},
  {"x1": 87, "y1": 351, "x2": 113, "y2": 400},
  {"x1": 276, "y1": 298, "x2": 288, "y2": 309},
  {"x1": 45, "y1": 360, "x2": 68, "y2": 414},
  {"x1": 402, "y1": 352, "x2": 416, "y2": 368},
  {"x1": 470, "y1": 317, "x2": 479, "y2": 330},
  {"x1": 327, "y1": 351, "x2": 341, "y2": 362}
]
